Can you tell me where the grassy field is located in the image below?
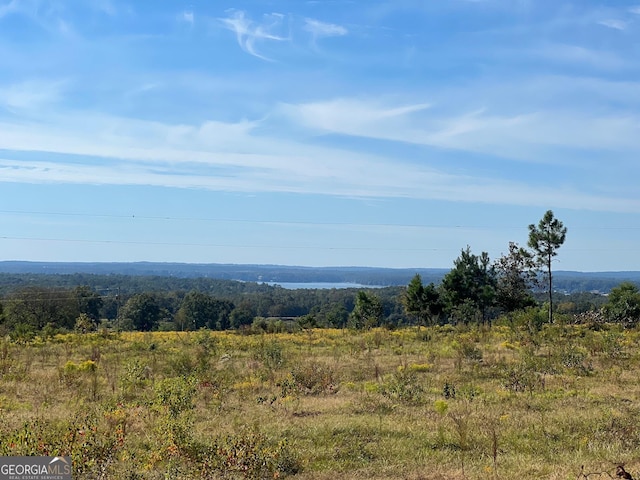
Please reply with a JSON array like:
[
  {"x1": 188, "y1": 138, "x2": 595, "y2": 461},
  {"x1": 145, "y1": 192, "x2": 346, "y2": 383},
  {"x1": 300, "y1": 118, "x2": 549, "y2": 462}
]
[{"x1": 0, "y1": 322, "x2": 639, "y2": 479}]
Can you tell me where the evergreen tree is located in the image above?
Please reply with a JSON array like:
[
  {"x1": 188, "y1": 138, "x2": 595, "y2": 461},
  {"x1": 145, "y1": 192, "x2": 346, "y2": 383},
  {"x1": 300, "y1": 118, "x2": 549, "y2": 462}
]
[
  {"x1": 403, "y1": 274, "x2": 443, "y2": 326},
  {"x1": 528, "y1": 210, "x2": 567, "y2": 323},
  {"x1": 441, "y1": 246, "x2": 496, "y2": 323},
  {"x1": 349, "y1": 291, "x2": 383, "y2": 329}
]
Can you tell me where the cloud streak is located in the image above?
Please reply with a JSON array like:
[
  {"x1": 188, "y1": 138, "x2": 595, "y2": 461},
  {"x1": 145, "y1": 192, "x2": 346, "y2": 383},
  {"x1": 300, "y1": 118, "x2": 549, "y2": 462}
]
[
  {"x1": 278, "y1": 95, "x2": 640, "y2": 166},
  {"x1": 219, "y1": 10, "x2": 288, "y2": 60},
  {"x1": 0, "y1": 154, "x2": 636, "y2": 214},
  {"x1": 304, "y1": 18, "x2": 348, "y2": 39},
  {"x1": 1, "y1": 3, "x2": 640, "y2": 224},
  {"x1": 0, "y1": 102, "x2": 638, "y2": 214},
  {"x1": 0, "y1": 79, "x2": 67, "y2": 110},
  {"x1": 598, "y1": 19, "x2": 627, "y2": 30}
]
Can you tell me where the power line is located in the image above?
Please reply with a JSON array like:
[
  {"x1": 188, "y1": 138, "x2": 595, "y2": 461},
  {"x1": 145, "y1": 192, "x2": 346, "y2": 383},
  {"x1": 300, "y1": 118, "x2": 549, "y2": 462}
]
[
  {"x1": 1, "y1": 235, "x2": 639, "y2": 253},
  {"x1": 2, "y1": 209, "x2": 639, "y2": 230},
  {"x1": 0, "y1": 209, "x2": 521, "y2": 229},
  {"x1": 0, "y1": 235, "x2": 461, "y2": 252}
]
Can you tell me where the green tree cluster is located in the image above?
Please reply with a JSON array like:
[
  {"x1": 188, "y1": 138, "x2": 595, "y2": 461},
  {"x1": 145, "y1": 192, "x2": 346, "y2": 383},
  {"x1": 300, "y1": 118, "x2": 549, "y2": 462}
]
[
  {"x1": 118, "y1": 293, "x2": 161, "y2": 331},
  {"x1": 176, "y1": 291, "x2": 234, "y2": 330},
  {"x1": 401, "y1": 211, "x2": 567, "y2": 326},
  {"x1": 0, "y1": 285, "x2": 105, "y2": 336},
  {"x1": 603, "y1": 282, "x2": 640, "y2": 327}
]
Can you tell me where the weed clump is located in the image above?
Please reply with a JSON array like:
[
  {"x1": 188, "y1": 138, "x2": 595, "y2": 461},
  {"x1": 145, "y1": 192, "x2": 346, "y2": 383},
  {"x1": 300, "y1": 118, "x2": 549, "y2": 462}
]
[{"x1": 291, "y1": 361, "x2": 337, "y2": 395}]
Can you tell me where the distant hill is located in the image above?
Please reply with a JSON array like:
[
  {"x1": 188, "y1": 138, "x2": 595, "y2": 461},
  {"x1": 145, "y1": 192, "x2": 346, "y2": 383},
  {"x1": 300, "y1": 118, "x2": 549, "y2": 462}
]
[
  {"x1": 0, "y1": 261, "x2": 447, "y2": 286},
  {"x1": 552, "y1": 271, "x2": 640, "y2": 294},
  {"x1": 0, "y1": 261, "x2": 639, "y2": 293}
]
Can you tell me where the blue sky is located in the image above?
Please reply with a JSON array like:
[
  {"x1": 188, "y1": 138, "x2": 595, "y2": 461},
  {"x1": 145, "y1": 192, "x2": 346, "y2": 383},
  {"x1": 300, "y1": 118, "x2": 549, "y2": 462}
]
[{"x1": 1, "y1": 0, "x2": 640, "y2": 271}]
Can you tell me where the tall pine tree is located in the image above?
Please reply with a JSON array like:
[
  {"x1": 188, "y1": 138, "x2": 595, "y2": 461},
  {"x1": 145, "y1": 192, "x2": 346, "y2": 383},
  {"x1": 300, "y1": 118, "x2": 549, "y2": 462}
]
[{"x1": 528, "y1": 210, "x2": 567, "y2": 323}]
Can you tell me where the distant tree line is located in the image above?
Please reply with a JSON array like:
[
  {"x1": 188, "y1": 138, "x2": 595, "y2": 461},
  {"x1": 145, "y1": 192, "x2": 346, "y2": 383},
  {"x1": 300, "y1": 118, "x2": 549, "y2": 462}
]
[
  {"x1": 0, "y1": 280, "x2": 404, "y2": 338},
  {"x1": 1, "y1": 211, "x2": 640, "y2": 338},
  {"x1": 0, "y1": 261, "x2": 449, "y2": 287}
]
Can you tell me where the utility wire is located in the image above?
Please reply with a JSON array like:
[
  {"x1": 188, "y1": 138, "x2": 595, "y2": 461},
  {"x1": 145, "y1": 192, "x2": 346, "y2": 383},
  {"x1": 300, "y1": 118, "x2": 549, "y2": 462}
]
[
  {"x1": 0, "y1": 235, "x2": 462, "y2": 251},
  {"x1": 1, "y1": 209, "x2": 639, "y2": 230},
  {"x1": 1, "y1": 235, "x2": 638, "y2": 253}
]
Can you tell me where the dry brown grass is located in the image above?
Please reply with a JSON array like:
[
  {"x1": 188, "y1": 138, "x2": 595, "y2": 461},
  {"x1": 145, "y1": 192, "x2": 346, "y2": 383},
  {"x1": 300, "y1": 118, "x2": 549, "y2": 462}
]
[{"x1": 0, "y1": 325, "x2": 639, "y2": 479}]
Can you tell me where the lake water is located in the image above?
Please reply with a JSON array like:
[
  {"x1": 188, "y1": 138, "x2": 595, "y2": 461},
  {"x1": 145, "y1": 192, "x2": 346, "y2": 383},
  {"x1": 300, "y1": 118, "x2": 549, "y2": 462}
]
[{"x1": 264, "y1": 282, "x2": 385, "y2": 290}]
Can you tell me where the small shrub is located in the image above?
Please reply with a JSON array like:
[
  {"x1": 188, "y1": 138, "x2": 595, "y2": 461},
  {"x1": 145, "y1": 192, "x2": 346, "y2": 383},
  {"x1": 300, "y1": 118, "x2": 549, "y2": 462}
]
[
  {"x1": 363, "y1": 381, "x2": 380, "y2": 394},
  {"x1": 119, "y1": 359, "x2": 150, "y2": 394},
  {"x1": 9, "y1": 323, "x2": 35, "y2": 344},
  {"x1": 558, "y1": 345, "x2": 593, "y2": 375},
  {"x1": 454, "y1": 338, "x2": 483, "y2": 367},
  {"x1": 61, "y1": 360, "x2": 97, "y2": 389},
  {"x1": 208, "y1": 429, "x2": 301, "y2": 479},
  {"x1": 154, "y1": 376, "x2": 197, "y2": 418},
  {"x1": 165, "y1": 349, "x2": 197, "y2": 376},
  {"x1": 409, "y1": 362, "x2": 433, "y2": 373},
  {"x1": 253, "y1": 339, "x2": 285, "y2": 370},
  {"x1": 381, "y1": 367, "x2": 424, "y2": 404},
  {"x1": 75, "y1": 313, "x2": 96, "y2": 333},
  {"x1": 194, "y1": 329, "x2": 217, "y2": 372},
  {"x1": 443, "y1": 381, "x2": 456, "y2": 399},
  {"x1": 502, "y1": 363, "x2": 541, "y2": 393},
  {"x1": 0, "y1": 411, "x2": 127, "y2": 478},
  {"x1": 291, "y1": 361, "x2": 337, "y2": 395},
  {"x1": 434, "y1": 399, "x2": 449, "y2": 415}
]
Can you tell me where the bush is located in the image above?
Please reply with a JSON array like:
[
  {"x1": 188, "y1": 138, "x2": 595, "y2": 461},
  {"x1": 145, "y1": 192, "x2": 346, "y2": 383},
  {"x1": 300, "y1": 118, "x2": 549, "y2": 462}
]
[
  {"x1": 0, "y1": 411, "x2": 127, "y2": 478},
  {"x1": 253, "y1": 339, "x2": 285, "y2": 370},
  {"x1": 381, "y1": 367, "x2": 424, "y2": 404},
  {"x1": 204, "y1": 429, "x2": 300, "y2": 479},
  {"x1": 119, "y1": 359, "x2": 150, "y2": 394},
  {"x1": 558, "y1": 345, "x2": 593, "y2": 375},
  {"x1": 291, "y1": 361, "x2": 337, "y2": 395},
  {"x1": 154, "y1": 376, "x2": 197, "y2": 418}
]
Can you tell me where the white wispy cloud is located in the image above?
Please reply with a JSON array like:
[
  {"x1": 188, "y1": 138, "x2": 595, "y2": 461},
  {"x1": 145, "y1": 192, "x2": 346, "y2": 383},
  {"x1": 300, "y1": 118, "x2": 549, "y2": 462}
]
[
  {"x1": 423, "y1": 110, "x2": 640, "y2": 162},
  {"x1": 278, "y1": 95, "x2": 640, "y2": 169},
  {"x1": 278, "y1": 98, "x2": 430, "y2": 137},
  {"x1": 598, "y1": 19, "x2": 627, "y2": 30},
  {"x1": 180, "y1": 10, "x2": 194, "y2": 25},
  {"x1": 0, "y1": 104, "x2": 638, "y2": 213},
  {"x1": 0, "y1": 154, "x2": 636, "y2": 213},
  {"x1": 304, "y1": 18, "x2": 348, "y2": 38},
  {"x1": 124, "y1": 82, "x2": 161, "y2": 98},
  {"x1": 1, "y1": 0, "x2": 639, "y2": 217},
  {"x1": 0, "y1": 0, "x2": 79, "y2": 38},
  {"x1": 0, "y1": 79, "x2": 67, "y2": 110},
  {"x1": 219, "y1": 10, "x2": 288, "y2": 60}
]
